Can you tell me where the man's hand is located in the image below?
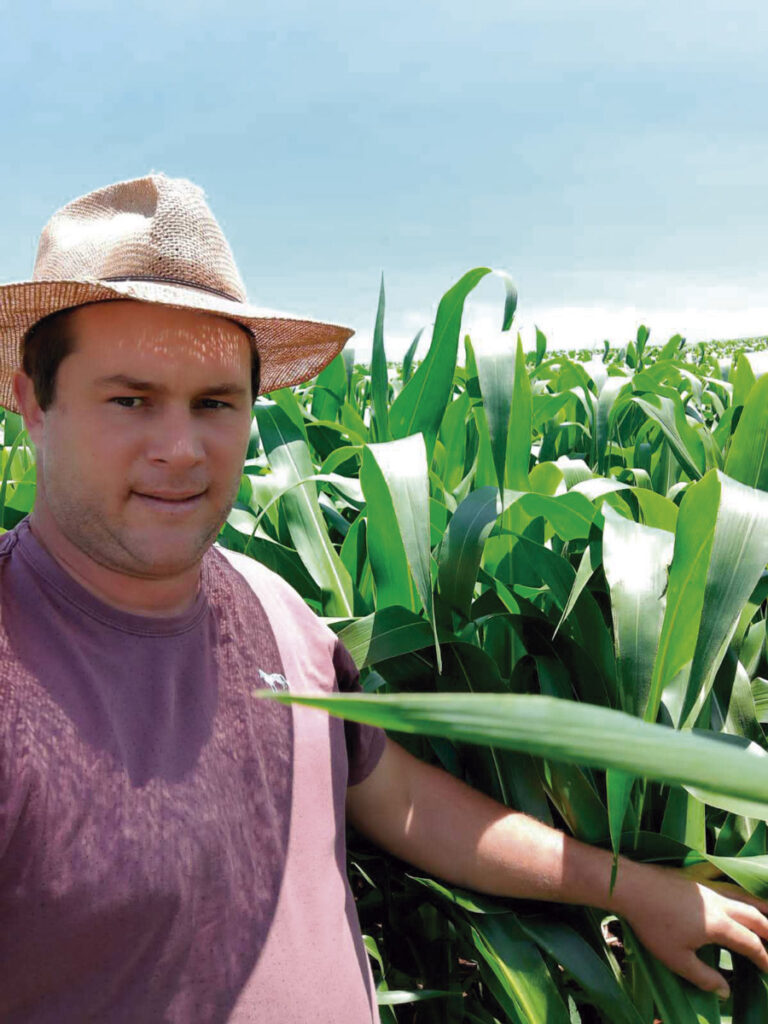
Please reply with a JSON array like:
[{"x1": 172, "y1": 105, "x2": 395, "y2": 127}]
[
  {"x1": 347, "y1": 738, "x2": 768, "y2": 999},
  {"x1": 611, "y1": 861, "x2": 768, "y2": 1000}
]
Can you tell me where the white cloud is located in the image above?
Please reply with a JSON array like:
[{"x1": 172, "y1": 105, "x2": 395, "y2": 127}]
[
  {"x1": 348, "y1": 300, "x2": 768, "y2": 364},
  {"x1": 488, "y1": 304, "x2": 768, "y2": 353}
]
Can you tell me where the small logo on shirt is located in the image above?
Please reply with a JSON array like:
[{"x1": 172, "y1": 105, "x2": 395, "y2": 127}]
[{"x1": 258, "y1": 669, "x2": 290, "y2": 693}]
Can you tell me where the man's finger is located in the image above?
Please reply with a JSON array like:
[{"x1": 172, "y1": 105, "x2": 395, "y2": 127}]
[
  {"x1": 705, "y1": 880, "x2": 768, "y2": 914},
  {"x1": 730, "y1": 902, "x2": 768, "y2": 945},
  {"x1": 717, "y1": 919, "x2": 768, "y2": 974},
  {"x1": 671, "y1": 952, "x2": 730, "y2": 1000}
]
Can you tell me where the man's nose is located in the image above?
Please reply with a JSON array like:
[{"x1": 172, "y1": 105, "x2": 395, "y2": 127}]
[{"x1": 145, "y1": 407, "x2": 205, "y2": 467}]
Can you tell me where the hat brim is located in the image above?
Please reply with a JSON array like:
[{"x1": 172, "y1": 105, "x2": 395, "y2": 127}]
[{"x1": 0, "y1": 278, "x2": 354, "y2": 413}]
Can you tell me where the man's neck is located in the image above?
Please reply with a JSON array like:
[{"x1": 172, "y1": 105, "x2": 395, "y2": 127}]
[{"x1": 28, "y1": 511, "x2": 203, "y2": 618}]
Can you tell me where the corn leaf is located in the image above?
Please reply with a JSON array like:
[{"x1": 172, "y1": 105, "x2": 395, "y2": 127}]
[
  {"x1": 632, "y1": 393, "x2": 706, "y2": 481},
  {"x1": 472, "y1": 332, "x2": 531, "y2": 491},
  {"x1": 253, "y1": 399, "x2": 354, "y2": 616},
  {"x1": 680, "y1": 472, "x2": 768, "y2": 727},
  {"x1": 264, "y1": 691, "x2": 768, "y2": 817},
  {"x1": 724, "y1": 373, "x2": 768, "y2": 491},
  {"x1": 389, "y1": 268, "x2": 516, "y2": 457},
  {"x1": 362, "y1": 435, "x2": 441, "y2": 669},
  {"x1": 370, "y1": 274, "x2": 390, "y2": 442},
  {"x1": 469, "y1": 916, "x2": 571, "y2": 1024},
  {"x1": 602, "y1": 507, "x2": 675, "y2": 718}
]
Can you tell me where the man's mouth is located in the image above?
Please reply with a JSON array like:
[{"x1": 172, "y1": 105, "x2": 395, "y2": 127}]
[{"x1": 132, "y1": 489, "x2": 208, "y2": 508}]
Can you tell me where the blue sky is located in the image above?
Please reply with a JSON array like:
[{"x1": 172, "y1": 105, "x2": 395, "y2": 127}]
[{"x1": 3, "y1": 0, "x2": 768, "y2": 357}]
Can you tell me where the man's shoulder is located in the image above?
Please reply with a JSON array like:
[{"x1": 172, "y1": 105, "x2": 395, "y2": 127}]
[
  {"x1": 212, "y1": 544, "x2": 298, "y2": 598},
  {"x1": 210, "y1": 545, "x2": 342, "y2": 684},
  {"x1": 210, "y1": 544, "x2": 324, "y2": 633}
]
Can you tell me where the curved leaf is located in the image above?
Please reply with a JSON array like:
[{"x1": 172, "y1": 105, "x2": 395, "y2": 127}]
[
  {"x1": 363, "y1": 435, "x2": 440, "y2": 669},
  {"x1": 724, "y1": 373, "x2": 768, "y2": 490},
  {"x1": 253, "y1": 400, "x2": 353, "y2": 616},
  {"x1": 334, "y1": 606, "x2": 436, "y2": 669},
  {"x1": 472, "y1": 332, "x2": 531, "y2": 491},
  {"x1": 437, "y1": 488, "x2": 598, "y2": 617},
  {"x1": 632, "y1": 393, "x2": 705, "y2": 481},
  {"x1": 389, "y1": 268, "x2": 517, "y2": 456}
]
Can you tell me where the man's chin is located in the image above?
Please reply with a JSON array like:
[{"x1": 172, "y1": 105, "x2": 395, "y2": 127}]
[{"x1": 108, "y1": 529, "x2": 220, "y2": 580}]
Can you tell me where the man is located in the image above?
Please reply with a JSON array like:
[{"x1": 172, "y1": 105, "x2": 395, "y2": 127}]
[{"x1": 0, "y1": 173, "x2": 766, "y2": 1023}]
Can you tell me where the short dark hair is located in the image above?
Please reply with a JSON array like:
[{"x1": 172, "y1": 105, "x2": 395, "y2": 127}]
[{"x1": 21, "y1": 303, "x2": 261, "y2": 410}]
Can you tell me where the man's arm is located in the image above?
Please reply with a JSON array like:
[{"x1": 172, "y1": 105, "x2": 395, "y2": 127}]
[{"x1": 346, "y1": 737, "x2": 768, "y2": 1000}]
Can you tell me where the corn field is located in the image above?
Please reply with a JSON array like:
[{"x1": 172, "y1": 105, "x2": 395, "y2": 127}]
[{"x1": 4, "y1": 267, "x2": 768, "y2": 1022}]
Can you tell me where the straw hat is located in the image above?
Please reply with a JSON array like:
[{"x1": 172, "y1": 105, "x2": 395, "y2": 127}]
[{"x1": 0, "y1": 173, "x2": 354, "y2": 412}]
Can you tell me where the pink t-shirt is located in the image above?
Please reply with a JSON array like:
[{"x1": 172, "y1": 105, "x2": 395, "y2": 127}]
[{"x1": 0, "y1": 519, "x2": 386, "y2": 1022}]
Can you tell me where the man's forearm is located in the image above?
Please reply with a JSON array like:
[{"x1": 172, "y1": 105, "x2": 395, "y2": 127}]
[
  {"x1": 353, "y1": 741, "x2": 639, "y2": 914},
  {"x1": 347, "y1": 739, "x2": 646, "y2": 913}
]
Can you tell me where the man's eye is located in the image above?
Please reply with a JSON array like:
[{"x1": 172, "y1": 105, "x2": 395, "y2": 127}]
[
  {"x1": 199, "y1": 398, "x2": 231, "y2": 410},
  {"x1": 111, "y1": 396, "x2": 144, "y2": 408}
]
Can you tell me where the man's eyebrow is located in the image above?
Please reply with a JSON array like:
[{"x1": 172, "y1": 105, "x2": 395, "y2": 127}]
[
  {"x1": 94, "y1": 375, "x2": 248, "y2": 397},
  {"x1": 199, "y1": 383, "x2": 249, "y2": 398},
  {"x1": 95, "y1": 374, "x2": 163, "y2": 391}
]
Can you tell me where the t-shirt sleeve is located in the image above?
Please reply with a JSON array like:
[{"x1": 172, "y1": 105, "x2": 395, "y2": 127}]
[{"x1": 331, "y1": 640, "x2": 387, "y2": 787}]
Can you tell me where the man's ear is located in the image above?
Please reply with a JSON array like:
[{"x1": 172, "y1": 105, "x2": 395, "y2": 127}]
[{"x1": 12, "y1": 372, "x2": 45, "y2": 445}]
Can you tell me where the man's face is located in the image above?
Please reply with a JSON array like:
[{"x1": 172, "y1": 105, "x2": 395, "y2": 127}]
[{"x1": 20, "y1": 300, "x2": 253, "y2": 580}]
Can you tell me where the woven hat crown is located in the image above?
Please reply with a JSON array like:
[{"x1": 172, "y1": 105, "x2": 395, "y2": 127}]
[
  {"x1": 33, "y1": 173, "x2": 248, "y2": 302},
  {"x1": 0, "y1": 172, "x2": 353, "y2": 413}
]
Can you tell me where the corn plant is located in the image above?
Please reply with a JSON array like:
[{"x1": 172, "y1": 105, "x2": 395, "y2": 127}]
[
  {"x1": 225, "y1": 271, "x2": 768, "y2": 1023},
  {"x1": 3, "y1": 271, "x2": 768, "y2": 1021}
]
